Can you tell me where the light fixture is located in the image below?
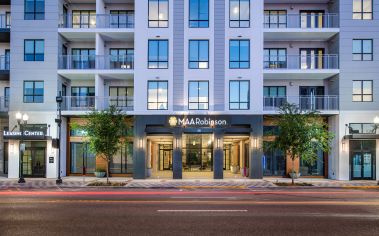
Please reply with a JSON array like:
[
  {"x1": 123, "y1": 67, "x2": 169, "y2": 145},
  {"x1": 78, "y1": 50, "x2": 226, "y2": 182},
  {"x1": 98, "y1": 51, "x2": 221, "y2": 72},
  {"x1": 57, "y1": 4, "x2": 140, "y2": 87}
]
[
  {"x1": 342, "y1": 140, "x2": 347, "y2": 152},
  {"x1": 15, "y1": 112, "x2": 22, "y2": 121},
  {"x1": 192, "y1": 140, "x2": 196, "y2": 146},
  {"x1": 139, "y1": 139, "x2": 143, "y2": 149},
  {"x1": 22, "y1": 114, "x2": 29, "y2": 122},
  {"x1": 374, "y1": 116, "x2": 379, "y2": 124},
  {"x1": 252, "y1": 137, "x2": 258, "y2": 149},
  {"x1": 217, "y1": 138, "x2": 220, "y2": 149}
]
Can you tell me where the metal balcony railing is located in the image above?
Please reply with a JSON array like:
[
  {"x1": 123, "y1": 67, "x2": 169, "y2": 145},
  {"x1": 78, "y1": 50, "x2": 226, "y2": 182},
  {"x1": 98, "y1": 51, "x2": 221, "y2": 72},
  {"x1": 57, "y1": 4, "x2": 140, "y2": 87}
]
[
  {"x1": 61, "y1": 96, "x2": 134, "y2": 111},
  {"x1": 0, "y1": 14, "x2": 10, "y2": 29},
  {"x1": 58, "y1": 55, "x2": 134, "y2": 70},
  {"x1": 263, "y1": 96, "x2": 339, "y2": 111},
  {"x1": 264, "y1": 13, "x2": 339, "y2": 29},
  {"x1": 0, "y1": 55, "x2": 10, "y2": 70},
  {"x1": 0, "y1": 96, "x2": 9, "y2": 112},
  {"x1": 264, "y1": 54, "x2": 339, "y2": 70},
  {"x1": 59, "y1": 13, "x2": 135, "y2": 29}
]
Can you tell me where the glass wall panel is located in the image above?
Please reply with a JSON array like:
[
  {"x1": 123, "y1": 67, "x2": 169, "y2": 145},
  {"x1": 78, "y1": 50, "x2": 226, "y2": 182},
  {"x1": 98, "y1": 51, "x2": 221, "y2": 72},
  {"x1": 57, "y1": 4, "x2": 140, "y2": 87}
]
[{"x1": 182, "y1": 134, "x2": 213, "y2": 172}]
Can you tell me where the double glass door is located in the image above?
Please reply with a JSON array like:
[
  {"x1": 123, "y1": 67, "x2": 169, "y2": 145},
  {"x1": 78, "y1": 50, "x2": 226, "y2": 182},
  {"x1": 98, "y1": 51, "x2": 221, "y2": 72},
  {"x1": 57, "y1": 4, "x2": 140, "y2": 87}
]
[
  {"x1": 22, "y1": 147, "x2": 46, "y2": 178},
  {"x1": 300, "y1": 10, "x2": 325, "y2": 28},
  {"x1": 159, "y1": 144, "x2": 173, "y2": 171},
  {"x1": 70, "y1": 142, "x2": 96, "y2": 175},
  {"x1": 300, "y1": 48, "x2": 324, "y2": 69},
  {"x1": 299, "y1": 86, "x2": 324, "y2": 110},
  {"x1": 350, "y1": 140, "x2": 376, "y2": 180}
]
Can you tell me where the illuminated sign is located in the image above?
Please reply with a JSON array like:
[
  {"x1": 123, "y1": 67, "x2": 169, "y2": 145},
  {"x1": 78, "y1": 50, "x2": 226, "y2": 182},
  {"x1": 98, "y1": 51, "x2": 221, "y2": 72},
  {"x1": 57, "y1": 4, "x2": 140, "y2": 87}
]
[
  {"x1": 3, "y1": 130, "x2": 46, "y2": 140},
  {"x1": 169, "y1": 116, "x2": 228, "y2": 127}
]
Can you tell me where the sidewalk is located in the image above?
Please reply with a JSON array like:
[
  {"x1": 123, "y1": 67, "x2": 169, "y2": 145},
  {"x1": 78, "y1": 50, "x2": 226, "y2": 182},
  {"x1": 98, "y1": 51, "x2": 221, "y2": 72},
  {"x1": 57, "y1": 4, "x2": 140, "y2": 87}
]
[{"x1": 0, "y1": 176, "x2": 378, "y2": 189}]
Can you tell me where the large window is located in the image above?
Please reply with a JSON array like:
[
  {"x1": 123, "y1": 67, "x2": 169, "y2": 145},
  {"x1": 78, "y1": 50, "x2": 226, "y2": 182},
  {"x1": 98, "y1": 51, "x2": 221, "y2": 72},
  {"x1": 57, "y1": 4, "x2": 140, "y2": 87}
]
[
  {"x1": 110, "y1": 48, "x2": 134, "y2": 69},
  {"x1": 264, "y1": 86, "x2": 287, "y2": 108},
  {"x1": 110, "y1": 10, "x2": 134, "y2": 28},
  {"x1": 4, "y1": 87, "x2": 9, "y2": 108},
  {"x1": 300, "y1": 149, "x2": 324, "y2": 176},
  {"x1": 148, "y1": 0, "x2": 168, "y2": 28},
  {"x1": 70, "y1": 142, "x2": 95, "y2": 174},
  {"x1": 110, "y1": 142, "x2": 133, "y2": 174},
  {"x1": 229, "y1": 40, "x2": 249, "y2": 69},
  {"x1": 353, "y1": 80, "x2": 373, "y2": 102},
  {"x1": 353, "y1": 0, "x2": 373, "y2": 20},
  {"x1": 189, "y1": 40, "x2": 209, "y2": 69},
  {"x1": 24, "y1": 0, "x2": 44, "y2": 20},
  {"x1": 229, "y1": 0, "x2": 250, "y2": 28},
  {"x1": 188, "y1": 81, "x2": 209, "y2": 110},
  {"x1": 23, "y1": 81, "x2": 44, "y2": 103},
  {"x1": 72, "y1": 48, "x2": 96, "y2": 69},
  {"x1": 189, "y1": 0, "x2": 209, "y2": 28},
  {"x1": 24, "y1": 39, "x2": 44, "y2": 61},
  {"x1": 229, "y1": 80, "x2": 249, "y2": 110},
  {"x1": 264, "y1": 48, "x2": 287, "y2": 69},
  {"x1": 349, "y1": 123, "x2": 377, "y2": 134},
  {"x1": 72, "y1": 10, "x2": 96, "y2": 28},
  {"x1": 353, "y1": 39, "x2": 373, "y2": 61},
  {"x1": 182, "y1": 134, "x2": 213, "y2": 172},
  {"x1": 148, "y1": 40, "x2": 169, "y2": 69},
  {"x1": 264, "y1": 10, "x2": 287, "y2": 28},
  {"x1": 71, "y1": 86, "x2": 95, "y2": 108},
  {"x1": 148, "y1": 81, "x2": 168, "y2": 110},
  {"x1": 263, "y1": 142, "x2": 285, "y2": 176},
  {"x1": 109, "y1": 86, "x2": 134, "y2": 108}
]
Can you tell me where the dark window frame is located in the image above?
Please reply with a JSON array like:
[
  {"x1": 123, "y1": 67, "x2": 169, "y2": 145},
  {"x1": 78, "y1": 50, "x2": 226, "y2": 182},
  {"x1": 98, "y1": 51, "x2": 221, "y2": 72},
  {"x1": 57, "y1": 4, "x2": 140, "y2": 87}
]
[
  {"x1": 24, "y1": 0, "x2": 45, "y2": 20},
  {"x1": 229, "y1": 39, "x2": 250, "y2": 69},
  {"x1": 349, "y1": 123, "x2": 377, "y2": 134},
  {"x1": 109, "y1": 86, "x2": 134, "y2": 108},
  {"x1": 263, "y1": 86, "x2": 287, "y2": 97},
  {"x1": 353, "y1": 0, "x2": 373, "y2": 20},
  {"x1": 148, "y1": 0, "x2": 169, "y2": 28},
  {"x1": 4, "y1": 87, "x2": 9, "y2": 108},
  {"x1": 189, "y1": 0, "x2": 209, "y2": 28},
  {"x1": 229, "y1": 0, "x2": 250, "y2": 28},
  {"x1": 188, "y1": 81, "x2": 209, "y2": 110},
  {"x1": 229, "y1": 80, "x2": 250, "y2": 110},
  {"x1": 147, "y1": 80, "x2": 168, "y2": 110},
  {"x1": 71, "y1": 10, "x2": 96, "y2": 28},
  {"x1": 189, "y1": 40, "x2": 209, "y2": 69},
  {"x1": 148, "y1": 39, "x2": 169, "y2": 69},
  {"x1": 23, "y1": 80, "x2": 44, "y2": 103},
  {"x1": 353, "y1": 39, "x2": 373, "y2": 61},
  {"x1": 352, "y1": 80, "x2": 373, "y2": 102},
  {"x1": 264, "y1": 48, "x2": 287, "y2": 69},
  {"x1": 110, "y1": 10, "x2": 134, "y2": 28},
  {"x1": 264, "y1": 10, "x2": 287, "y2": 28},
  {"x1": 24, "y1": 39, "x2": 44, "y2": 61}
]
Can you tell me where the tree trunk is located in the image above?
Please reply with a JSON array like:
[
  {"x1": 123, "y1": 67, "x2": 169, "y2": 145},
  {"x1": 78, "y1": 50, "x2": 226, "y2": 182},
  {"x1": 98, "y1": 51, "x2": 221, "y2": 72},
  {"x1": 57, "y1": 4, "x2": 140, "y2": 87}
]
[
  {"x1": 291, "y1": 159, "x2": 295, "y2": 185},
  {"x1": 106, "y1": 157, "x2": 110, "y2": 184}
]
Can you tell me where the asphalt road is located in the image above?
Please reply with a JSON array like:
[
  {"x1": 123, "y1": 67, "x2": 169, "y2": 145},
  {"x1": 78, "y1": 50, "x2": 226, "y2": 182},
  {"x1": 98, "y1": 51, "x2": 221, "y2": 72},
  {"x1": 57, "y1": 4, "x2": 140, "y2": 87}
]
[{"x1": 0, "y1": 188, "x2": 379, "y2": 236}]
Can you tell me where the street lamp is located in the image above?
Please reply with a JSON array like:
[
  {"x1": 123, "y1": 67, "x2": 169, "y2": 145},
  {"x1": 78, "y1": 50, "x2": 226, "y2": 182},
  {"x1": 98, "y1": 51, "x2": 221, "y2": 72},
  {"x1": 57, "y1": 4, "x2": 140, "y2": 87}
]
[
  {"x1": 55, "y1": 92, "x2": 63, "y2": 184},
  {"x1": 16, "y1": 112, "x2": 28, "y2": 183}
]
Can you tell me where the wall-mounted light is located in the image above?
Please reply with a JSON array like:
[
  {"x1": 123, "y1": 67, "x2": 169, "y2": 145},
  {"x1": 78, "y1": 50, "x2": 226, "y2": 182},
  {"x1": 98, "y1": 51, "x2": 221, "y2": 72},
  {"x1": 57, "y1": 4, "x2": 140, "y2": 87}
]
[
  {"x1": 175, "y1": 138, "x2": 180, "y2": 149},
  {"x1": 289, "y1": 82, "x2": 294, "y2": 86},
  {"x1": 216, "y1": 138, "x2": 221, "y2": 149},
  {"x1": 139, "y1": 138, "x2": 144, "y2": 149},
  {"x1": 342, "y1": 140, "x2": 347, "y2": 152},
  {"x1": 252, "y1": 137, "x2": 258, "y2": 149}
]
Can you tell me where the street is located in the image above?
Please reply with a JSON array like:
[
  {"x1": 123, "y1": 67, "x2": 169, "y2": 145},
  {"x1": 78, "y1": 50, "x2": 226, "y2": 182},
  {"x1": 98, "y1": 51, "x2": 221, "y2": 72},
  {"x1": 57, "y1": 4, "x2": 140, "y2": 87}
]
[{"x1": 0, "y1": 188, "x2": 379, "y2": 236}]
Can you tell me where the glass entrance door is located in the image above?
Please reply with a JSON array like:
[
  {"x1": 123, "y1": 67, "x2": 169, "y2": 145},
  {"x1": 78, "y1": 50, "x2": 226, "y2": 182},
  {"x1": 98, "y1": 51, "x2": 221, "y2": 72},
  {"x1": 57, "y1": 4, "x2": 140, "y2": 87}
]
[
  {"x1": 350, "y1": 140, "x2": 376, "y2": 180},
  {"x1": 299, "y1": 86, "x2": 325, "y2": 110},
  {"x1": 300, "y1": 10, "x2": 325, "y2": 28},
  {"x1": 70, "y1": 142, "x2": 96, "y2": 174},
  {"x1": 159, "y1": 144, "x2": 173, "y2": 171},
  {"x1": 300, "y1": 48, "x2": 324, "y2": 69},
  {"x1": 22, "y1": 147, "x2": 46, "y2": 178}
]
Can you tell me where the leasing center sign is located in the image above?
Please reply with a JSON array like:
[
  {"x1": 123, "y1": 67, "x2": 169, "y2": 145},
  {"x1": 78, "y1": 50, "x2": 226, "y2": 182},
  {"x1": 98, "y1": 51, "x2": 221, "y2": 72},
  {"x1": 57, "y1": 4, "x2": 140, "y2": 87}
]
[
  {"x1": 3, "y1": 130, "x2": 46, "y2": 140},
  {"x1": 169, "y1": 116, "x2": 228, "y2": 128}
]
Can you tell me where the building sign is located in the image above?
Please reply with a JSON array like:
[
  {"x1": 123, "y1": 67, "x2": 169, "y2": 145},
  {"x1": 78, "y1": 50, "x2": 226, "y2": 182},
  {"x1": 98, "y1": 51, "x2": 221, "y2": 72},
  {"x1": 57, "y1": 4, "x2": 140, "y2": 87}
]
[
  {"x1": 3, "y1": 130, "x2": 46, "y2": 140},
  {"x1": 168, "y1": 116, "x2": 228, "y2": 128}
]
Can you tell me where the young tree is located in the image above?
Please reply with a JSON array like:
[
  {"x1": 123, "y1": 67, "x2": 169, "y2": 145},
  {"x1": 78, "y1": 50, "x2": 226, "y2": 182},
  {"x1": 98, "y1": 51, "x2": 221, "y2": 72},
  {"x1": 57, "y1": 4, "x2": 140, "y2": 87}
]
[
  {"x1": 267, "y1": 103, "x2": 334, "y2": 184},
  {"x1": 78, "y1": 105, "x2": 128, "y2": 184}
]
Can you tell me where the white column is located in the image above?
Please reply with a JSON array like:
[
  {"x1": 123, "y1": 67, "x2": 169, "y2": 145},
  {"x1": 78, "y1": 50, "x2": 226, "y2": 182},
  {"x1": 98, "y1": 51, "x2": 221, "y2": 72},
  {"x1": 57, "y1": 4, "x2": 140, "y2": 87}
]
[
  {"x1": 7, "y1": 140, "x2": 19, "y2": 179},
  {"x1": 95, "y1": 74, "x2": 105, "y2": 110}
]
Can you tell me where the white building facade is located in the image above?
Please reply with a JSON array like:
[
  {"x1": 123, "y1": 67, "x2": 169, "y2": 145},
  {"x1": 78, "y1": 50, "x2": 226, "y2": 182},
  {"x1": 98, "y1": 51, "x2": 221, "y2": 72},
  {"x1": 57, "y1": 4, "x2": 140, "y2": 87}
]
[{"x1": 0, "y1": 0, "x2": 378, "y2": 180}]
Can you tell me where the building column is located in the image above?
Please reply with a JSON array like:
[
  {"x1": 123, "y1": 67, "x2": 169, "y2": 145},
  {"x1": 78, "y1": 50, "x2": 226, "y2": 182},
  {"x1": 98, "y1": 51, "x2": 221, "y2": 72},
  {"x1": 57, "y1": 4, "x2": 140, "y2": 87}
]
[
  {"x1": 172, "y1": 128, "x2": 182, "y2": 179},
  {"x1": 213, "y1": 129, "x2": 224, "y2": 179},
  {"x1": 133, "y1": 117, "x2": 146, "y2": 179},
  {"x1": 250, "y1": 116, "x2": 263, "y2": 179}
]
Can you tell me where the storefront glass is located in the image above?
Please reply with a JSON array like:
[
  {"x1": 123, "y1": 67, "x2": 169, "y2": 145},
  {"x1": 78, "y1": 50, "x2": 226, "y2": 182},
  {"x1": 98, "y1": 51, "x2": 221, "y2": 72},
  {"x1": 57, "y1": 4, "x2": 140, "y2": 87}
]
[
  {"x1": 70, "y1": 142, "x2": 95, "y2": 174},
  {"x1": 182, "y1": 134, "x2": 213, "y2": 172},
  {"x1": 263, "y1": 142, "x2": 285, "y2": 176},
  {"x1": 159, "y1": 144, "x2": 173, "y2": 171},
  {"x1": 110, "y1": 142, "x2": 133, "y2": 174},
  {"x1": 300, "y1": 149, "x2": 324, "y2": 176},
  {"x1": 22, "y1": 141, "x2": 46, "y2": 177},
  {"x1": 350, "y1": 140, "x2": 376, "y2": 180}
]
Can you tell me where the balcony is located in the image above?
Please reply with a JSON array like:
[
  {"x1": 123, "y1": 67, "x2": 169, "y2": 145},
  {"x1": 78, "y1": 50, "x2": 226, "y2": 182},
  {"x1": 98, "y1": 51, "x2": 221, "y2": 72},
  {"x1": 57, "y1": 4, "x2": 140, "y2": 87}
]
[
  {"x1": 58, "y1": 55, "x2": 134, "y2": 80},
  {"x1": 264, "y1": 13, "x2": 339, "y2": 41},
  {"x1": 0, "y1": 54, "x2": 9, "y2": 80},
  {"x1": 264, "y1": 54, "x2": 339, "y2": 80},
  {"x1": 61, "y1": 96, "x2": 134, "y2": 113},
  {"x1": 58, "y1": 14, "x2": 134, "y2": 42},
  {"x1": 263, "y1": 96, "x2": 339, "y2": 113},
  {"x1": 0, "y1": 14, "x2": 10, "y2": 42},
  {"x1": 0, "y1": 96, "x2": 9, "y2": 114}
]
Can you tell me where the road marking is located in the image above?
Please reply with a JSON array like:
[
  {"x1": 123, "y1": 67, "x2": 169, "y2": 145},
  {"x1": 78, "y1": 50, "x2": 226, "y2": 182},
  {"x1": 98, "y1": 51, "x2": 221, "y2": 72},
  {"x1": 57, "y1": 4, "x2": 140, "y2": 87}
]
[
  {"x1": 170, "y1": 197, "x2": 238, "y2": 200},
  {"x1": 157, "y1": 210, "x2": 248, "y2": 212}
]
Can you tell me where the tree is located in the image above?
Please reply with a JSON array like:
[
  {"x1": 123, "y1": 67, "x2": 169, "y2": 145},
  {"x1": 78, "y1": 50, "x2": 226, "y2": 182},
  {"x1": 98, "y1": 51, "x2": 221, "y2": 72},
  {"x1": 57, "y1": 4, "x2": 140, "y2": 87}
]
[
  {"x1": 77, "y1": 106, "x2": 128, "y2": 184},
  {"x1": 267, "y1": 103, "x2": 334, "y2": 184}
]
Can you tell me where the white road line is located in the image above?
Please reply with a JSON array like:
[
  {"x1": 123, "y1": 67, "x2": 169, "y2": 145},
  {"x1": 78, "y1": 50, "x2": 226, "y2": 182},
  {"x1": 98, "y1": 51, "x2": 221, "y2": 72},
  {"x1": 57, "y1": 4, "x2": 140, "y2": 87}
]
[{"x1": 157, "y1": 210, "x2": 248, "y2": 212}]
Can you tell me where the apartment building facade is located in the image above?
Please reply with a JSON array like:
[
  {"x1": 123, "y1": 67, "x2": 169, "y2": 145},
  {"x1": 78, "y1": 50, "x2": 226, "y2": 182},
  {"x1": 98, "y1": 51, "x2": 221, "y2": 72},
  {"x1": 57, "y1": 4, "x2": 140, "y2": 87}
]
[{"x1": 0, "y1": 0, "x2": 378, "y2": 181}]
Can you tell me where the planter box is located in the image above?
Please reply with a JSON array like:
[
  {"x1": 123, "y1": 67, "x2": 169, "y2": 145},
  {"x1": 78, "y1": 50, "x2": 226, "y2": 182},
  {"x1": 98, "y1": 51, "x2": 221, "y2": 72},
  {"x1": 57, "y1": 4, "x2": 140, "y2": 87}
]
[{"x1": 94, "y1": 172, "x2": 106, "y2": 178}]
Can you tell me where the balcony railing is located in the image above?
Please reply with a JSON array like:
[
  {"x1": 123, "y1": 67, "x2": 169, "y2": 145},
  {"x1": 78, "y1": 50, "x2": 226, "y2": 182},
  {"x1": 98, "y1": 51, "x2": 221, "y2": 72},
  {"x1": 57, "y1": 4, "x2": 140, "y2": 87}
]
[
  {"x1": 0, "y1": 55, "x2": 10, "y2": 70},
  {"x1": 264, "y1": 54, "x2": 339, "y2": 70},
  {"x1": 264, "y1": 13, "x2": 338, "y2": 29},
  {"x1": 61, "y1": 96, "x2": 134, "y2": 111},
  {"x1": 263, "y1": 96, "x2": 339, "y2": 111},
  {"x1": 0, "y1": 96, "x2": 9, "y2": 112},
  {"x1": 58, "y1": 55, "x2": 134, "y2": 70},
  {"x1": 0, "y1": 14, "x2": 10, "y2": 29},
  {"x1": 59, "y1": 14, "x2": 135, "y2": 29}
]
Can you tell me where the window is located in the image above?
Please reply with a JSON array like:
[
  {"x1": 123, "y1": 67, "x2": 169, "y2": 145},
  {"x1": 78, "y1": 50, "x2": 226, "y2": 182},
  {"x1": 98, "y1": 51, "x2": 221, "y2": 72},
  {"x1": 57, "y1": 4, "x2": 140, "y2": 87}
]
[
  {"x1": 230, "y1": 0, "x2": 250, "y2": 28},
  {"x1": 110, "y1": 48, "x2": 134, "y2": 69},
  {"x1": 349, "y1": 123, "x2": 377, "y2": 134},
  {"x1": 148, "y1": 0, "x2": 168, "y2": 28},
  {"x1": 71, "y1": 87, "x2": 95, "y2": 108},
  {"x1": 353, "y1": 80, "x2": 373, "y2": 102},
  {"x1": 23, "y1": 81, "x2": 44, "y2": 103},
  {"x1": 229, "y1": 40, "x2": 249, "y2": 69},
  {"x1": 188, "y1": 81, "x2": 209, "y2": 110},
  {"x1": 110, "y1": 142, "x2": 133, "y2": 174},
  {"x1": 148, "y1": 40, "x2": 169, "y2": 69},
  {"x1": 264, "y1": 86, "x2": 286, "y2": 97},
  {"x1": 264, "y1": 10, "x2": 287, "y2": 28},
  {"x1": 109, "y1": 86, "x2": 134, "y2": 108},
  {"x1": 353, "y1": 0, "x2": 372, "y2": 20},
  {"x1": 110, "y1": 10, "x2": 134, "y2": 28},
  {"x1": 72, "y1": 10, "x2": 96, "y2": 28},
  {"x1": 229, "y1": 80, "x2": 249, "y2": 110},
  {"x1": 353, "y1": 39, "x2": 373, "y2": 61},
  {"x1": 5, "y1": 12, "x2": 10, "y2": 28},
  {"x1": 24, "y1": 39, "x2": 44, "y2": 61},
  {"x1": 72, "y1": 49, "x2": 96, "y2": 69},
  {"x1": 148, "y1": 81, "x2": 168, "y2": 110},
  {"x1": 189, "y1": 0, "x2": 209, "y2": 28},
  {"x1": 24, "y1": 0, "x2": 44, "y2": 20},
  {"x1": 4, "y1": 87, "x2": 9, "y2": 108},
  {"x1": 189, "y1": 40, "x2": 209, "y2": 69},
  {"x1": 264, "y1": 48, "x2": 287, "y2": 69}
]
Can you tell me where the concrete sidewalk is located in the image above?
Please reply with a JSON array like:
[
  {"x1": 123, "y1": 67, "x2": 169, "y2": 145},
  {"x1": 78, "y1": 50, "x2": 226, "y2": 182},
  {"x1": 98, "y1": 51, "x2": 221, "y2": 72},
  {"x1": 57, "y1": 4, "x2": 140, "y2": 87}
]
[{"x1": 0, "y1": 176, "x2": 378, "y2": 189}]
